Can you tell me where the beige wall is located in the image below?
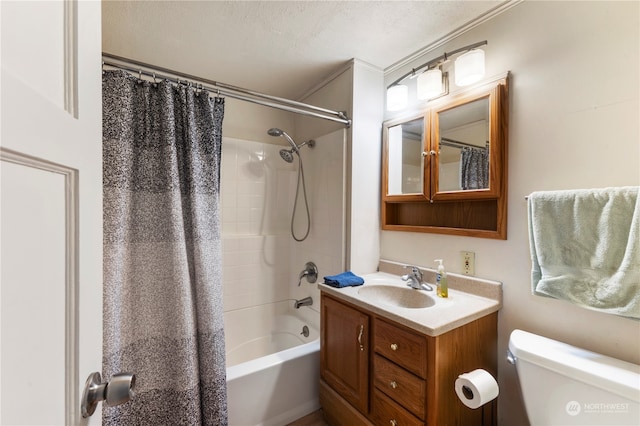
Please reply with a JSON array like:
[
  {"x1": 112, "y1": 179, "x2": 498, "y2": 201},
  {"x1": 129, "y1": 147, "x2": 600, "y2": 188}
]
[
  {"x1": 380, "y1": 2, "x2": 639, "y2": 425},
  {"x1": 221, "y1": 62, "x2": 353, "y2": 151},
  {"x1": 297, "y1": 60, "x2": 384, "y2": 274},
  {"x1": 221, "y1": 97, "x2": 296, "y2": 144}
]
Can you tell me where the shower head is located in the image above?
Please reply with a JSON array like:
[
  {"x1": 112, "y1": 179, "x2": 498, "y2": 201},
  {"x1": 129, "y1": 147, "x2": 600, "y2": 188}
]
[
  {"x1": 267, "y1": 127, "x2": 284, "y2": 137},
  {"x1": 279, "y1": 149, "x2": 295, "y2": 163},
  {"x1": 267, "y1": 128, "x2": 299, "y2": 152}
]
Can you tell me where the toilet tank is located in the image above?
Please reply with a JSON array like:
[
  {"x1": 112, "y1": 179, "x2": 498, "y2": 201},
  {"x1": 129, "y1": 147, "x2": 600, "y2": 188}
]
[{"x1": 509, "y1": 329, "x2": 640, "y2": 426}]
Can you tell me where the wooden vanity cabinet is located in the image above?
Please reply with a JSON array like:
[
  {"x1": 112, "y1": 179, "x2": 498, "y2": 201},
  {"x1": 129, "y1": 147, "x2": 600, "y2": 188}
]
[
  {"x1": 320, "y1": 293, "x2": 498, "y2": 426},
  {"x1": 320, "y1": 294, "x2": 370, "y2": 422}
]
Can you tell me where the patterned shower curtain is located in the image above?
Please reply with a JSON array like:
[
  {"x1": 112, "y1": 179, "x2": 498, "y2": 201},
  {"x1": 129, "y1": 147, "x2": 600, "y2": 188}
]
[
  {"x1": 460, "y1": 146, "x2": 489, "y2": 190},
  {"x1": 102, "y1": 70, "x2": 227, "y2": 425}
]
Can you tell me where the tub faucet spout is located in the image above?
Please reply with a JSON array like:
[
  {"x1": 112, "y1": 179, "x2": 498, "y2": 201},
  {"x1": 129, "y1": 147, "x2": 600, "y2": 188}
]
[{"x1": 294, "y1": 297, "x2": 313, "y2": 309}]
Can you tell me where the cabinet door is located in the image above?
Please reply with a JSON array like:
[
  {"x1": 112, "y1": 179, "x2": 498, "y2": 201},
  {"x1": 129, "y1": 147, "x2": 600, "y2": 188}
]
[
  {"x1": 382, "y1": 113, "x2": 430, "y2": 201},
  {"x1": 321, "y1": 295, "x2": 370, "y2": 414},
  {"x1": 430, "y1": 82, "x2": 505, "y2": 201}
]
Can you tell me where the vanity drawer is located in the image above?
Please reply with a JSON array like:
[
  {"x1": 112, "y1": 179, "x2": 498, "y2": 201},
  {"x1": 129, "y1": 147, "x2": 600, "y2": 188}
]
[
  {"x1": 372, "y1": 388, "x2": 424, "y2": 426},
  {"x1": 374, "y1": 319, "x2": 428, "y2": 378},
  {"x1": 373, "y1": 354, "x2": 426, "y2": 419}
]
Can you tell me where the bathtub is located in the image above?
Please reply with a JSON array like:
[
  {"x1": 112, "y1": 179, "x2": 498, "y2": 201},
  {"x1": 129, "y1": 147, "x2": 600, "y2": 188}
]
[{"x1": 225, "y1": 300, "x2": 321, "y2": 426}]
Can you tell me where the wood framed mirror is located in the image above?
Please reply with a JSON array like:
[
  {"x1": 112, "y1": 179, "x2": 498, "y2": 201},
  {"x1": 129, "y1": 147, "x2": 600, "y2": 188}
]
[
  {"x1": 381, "y1": 73, "x2": 509, "y2": 239},
  {"x1": 382, "y1": 114, "x2": 428, "y2": 201},
  {"x1": 431, "y1": 82, "x2": 505, "y2": 201}
]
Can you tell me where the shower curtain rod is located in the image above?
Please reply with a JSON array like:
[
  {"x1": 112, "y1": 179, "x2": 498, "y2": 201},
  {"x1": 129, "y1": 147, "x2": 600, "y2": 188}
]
[
  {"x1": 441, "y1": 137, "x2": 488, "y2": 150},
  {"x1": 102, "y1": 52, "x2": 351, "y2": 127}
]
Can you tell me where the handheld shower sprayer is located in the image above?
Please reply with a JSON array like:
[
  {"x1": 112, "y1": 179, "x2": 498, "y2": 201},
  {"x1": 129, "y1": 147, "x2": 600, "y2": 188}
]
[
  {"x1": 268, "y1": 128, "x2": 299, "y2": 153},
  {"x1": 279, "y1": 149, "x2": 295, "y2": 163},
  {"x1": 268, "y1": 128, "x2": 315, "y2": 163},
  {"x1": 267, "y1": 127, "x2": 315, "y2": 241}
]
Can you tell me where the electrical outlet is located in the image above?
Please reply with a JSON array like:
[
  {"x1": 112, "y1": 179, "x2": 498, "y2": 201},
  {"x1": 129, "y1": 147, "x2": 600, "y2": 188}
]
[{"x1": 461, "y1": 251, "x2": 475, "y2": 275}]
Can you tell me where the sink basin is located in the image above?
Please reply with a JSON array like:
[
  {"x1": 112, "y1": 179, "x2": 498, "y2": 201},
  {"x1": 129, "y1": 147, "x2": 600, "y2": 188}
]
[{"x1": 358, "y1": 285, "x2": 435, "y2": 309}]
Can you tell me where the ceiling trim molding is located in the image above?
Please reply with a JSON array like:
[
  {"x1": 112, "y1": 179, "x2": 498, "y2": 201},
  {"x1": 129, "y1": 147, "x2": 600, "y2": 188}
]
[
  {"x1": 298, "y1": 59, "x2": 381, "y2": 102},
  {"x1": 384, "y1": 0, "x2": 523, "y2": 75}
]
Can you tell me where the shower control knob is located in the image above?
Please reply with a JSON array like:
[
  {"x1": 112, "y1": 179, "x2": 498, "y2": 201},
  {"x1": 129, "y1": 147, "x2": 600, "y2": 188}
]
[{"x1": 298, "y1": 262, "x2": 318, "y2": 286}]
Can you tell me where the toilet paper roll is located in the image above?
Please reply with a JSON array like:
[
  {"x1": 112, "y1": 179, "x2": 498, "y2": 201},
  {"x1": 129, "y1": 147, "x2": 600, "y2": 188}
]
[{"x1": 454, "y1": 369, "x2": 499, "y2": 409}]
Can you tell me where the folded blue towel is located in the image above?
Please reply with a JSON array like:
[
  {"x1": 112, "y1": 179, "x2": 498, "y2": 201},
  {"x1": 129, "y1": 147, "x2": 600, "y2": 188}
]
[{"x1": 323, "y1": 271, "x2": 364, "y2": 288}]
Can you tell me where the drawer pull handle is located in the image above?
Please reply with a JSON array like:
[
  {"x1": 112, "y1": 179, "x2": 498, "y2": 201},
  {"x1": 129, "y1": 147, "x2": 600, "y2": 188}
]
[
  {"x1": 358, "y1": 325, "x2": 364, "y2": 351},
  {"x1": 390, "y1": 420, "x2": 398, "y2": 426},
  {"x1": 390, "y1": 380, "x2": 398, "y2": 389},
  {"x1": 390, "y1": 343, "x2": 398, "y2": 351}
]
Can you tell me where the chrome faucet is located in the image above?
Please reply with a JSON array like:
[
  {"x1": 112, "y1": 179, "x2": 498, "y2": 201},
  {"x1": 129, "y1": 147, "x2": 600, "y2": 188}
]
[
  {"x1": 294, "y1": 297, "x2": 313, "y2": 309},
  {"x1": 402, "y1": 265, "x2": 433, "y2": 291}
]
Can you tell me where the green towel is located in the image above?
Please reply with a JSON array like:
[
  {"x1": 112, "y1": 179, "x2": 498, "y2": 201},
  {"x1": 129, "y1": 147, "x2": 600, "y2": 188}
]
[{"x1": 528, "y1": 186, "x2": 640, "y2": 319}]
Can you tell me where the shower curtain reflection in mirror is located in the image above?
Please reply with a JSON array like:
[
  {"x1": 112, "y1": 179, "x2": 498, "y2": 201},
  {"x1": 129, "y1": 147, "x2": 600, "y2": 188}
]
[{"x1": 460, "y1": 146, "x2": 489, "y2": 190}]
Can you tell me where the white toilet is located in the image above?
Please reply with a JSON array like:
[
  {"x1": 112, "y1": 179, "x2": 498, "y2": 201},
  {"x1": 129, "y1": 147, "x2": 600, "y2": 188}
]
[{"x1": 509, "y1": 329, "x2": 640, "y2": 425}]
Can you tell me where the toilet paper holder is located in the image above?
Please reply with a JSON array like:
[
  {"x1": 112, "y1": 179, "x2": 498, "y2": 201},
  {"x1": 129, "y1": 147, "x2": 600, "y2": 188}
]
[
  {"x1": 455, "y1": 368, "x2": 499, "y2": 409},
  {"x1": 461, "y1": 384, "x2": 475, "y2": 400}
]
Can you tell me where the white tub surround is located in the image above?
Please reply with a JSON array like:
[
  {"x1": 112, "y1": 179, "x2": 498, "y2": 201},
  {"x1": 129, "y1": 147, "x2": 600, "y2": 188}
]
[
  {"x1": 319, "y1": 259, "x2": 502, "y2": 336},
  {"x1": 225, "y1": 301, "x2": 320, "y2": 426},
  {"x1": 220, "y1": 131, "x2": 345, "y2": 425}
]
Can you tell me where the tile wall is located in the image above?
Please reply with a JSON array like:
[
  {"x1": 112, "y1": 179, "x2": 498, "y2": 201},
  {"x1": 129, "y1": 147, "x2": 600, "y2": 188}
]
[{"x1": 221, "y1": 131, "x2": 346, "y2": 314}]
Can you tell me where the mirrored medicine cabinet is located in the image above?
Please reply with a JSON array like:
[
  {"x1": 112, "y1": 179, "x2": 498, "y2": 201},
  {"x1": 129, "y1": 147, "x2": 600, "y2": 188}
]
[{"x1": 382, "y1": 74, "x2": 509, "y2": 239}]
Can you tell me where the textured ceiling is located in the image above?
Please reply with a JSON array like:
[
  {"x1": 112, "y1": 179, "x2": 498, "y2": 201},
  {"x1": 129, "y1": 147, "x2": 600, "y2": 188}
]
[{"x1": 103, "y1": 1, "x2": 507, "y2": 100}]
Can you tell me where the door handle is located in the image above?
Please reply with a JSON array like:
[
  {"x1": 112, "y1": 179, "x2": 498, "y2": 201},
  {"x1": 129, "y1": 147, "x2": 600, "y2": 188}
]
[{"x1": 81, "y1": 372, "x2": 136, "y2": 418}]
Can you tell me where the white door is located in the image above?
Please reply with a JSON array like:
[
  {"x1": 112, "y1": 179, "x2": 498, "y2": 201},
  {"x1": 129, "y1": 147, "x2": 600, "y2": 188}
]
[{"x1": 1, "y1": 1, "x2": 104, "y2": 424}]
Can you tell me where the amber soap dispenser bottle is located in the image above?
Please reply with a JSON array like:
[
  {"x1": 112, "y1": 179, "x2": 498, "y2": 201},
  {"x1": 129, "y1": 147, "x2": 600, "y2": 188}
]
[{"x1": 435, "y1": 259, "x2": 448, "y2": 298}]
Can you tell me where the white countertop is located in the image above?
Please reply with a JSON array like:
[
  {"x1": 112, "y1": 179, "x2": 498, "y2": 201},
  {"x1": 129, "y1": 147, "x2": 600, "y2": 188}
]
[{"x1": 319, "y1": 271, "x2": 502, "y2": 337}]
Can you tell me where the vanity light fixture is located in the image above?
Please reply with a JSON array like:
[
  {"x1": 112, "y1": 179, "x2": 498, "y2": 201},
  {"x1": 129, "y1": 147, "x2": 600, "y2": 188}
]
[
  {"x1": 455, "y1": 48, "x2": 485, "y2": 86},
  {"x1": 386, "y1": 40, "x2": 487, "y2": 111},
  {"x1": 417, "y1": 67, "x2": 445, "y2": 100},
  {"x1": 386, "y1": 84, "x2": 408, "y2": 111}
]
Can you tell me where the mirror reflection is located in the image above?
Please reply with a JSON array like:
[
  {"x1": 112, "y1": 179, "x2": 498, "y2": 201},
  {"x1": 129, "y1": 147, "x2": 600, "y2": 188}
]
[
  {"x1": 387, "y1": 117, "x2": 424, "y2": 195},
  {"x1": 437, "y1": 97, "x2": 490, "y2": 192}
]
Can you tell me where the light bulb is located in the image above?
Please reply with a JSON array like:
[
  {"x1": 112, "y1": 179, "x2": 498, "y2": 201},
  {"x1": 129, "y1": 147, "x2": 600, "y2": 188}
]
[
  {"x1": 417, "y1": 68, "x2": 443, "y2": 100},
  {"x1": 455, "y1": 49, "x2": 485, "y2": 86},
  {"x1": 386, "y1": 84, "x2": 408, "y2": 111}
]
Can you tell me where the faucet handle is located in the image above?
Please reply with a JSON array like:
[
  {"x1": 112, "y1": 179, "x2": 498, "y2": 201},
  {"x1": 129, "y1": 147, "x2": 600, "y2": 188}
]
[
  {"x1": 403, "y1": 265, "x2": 423, "y2": 280},
  {"x1": 298, "y1": 261, "x2": 318, "y2": 286}
]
